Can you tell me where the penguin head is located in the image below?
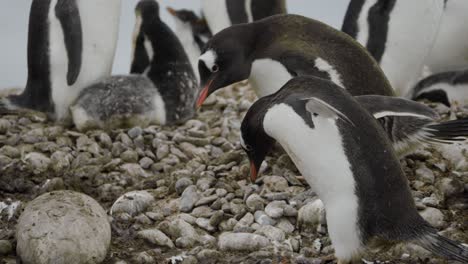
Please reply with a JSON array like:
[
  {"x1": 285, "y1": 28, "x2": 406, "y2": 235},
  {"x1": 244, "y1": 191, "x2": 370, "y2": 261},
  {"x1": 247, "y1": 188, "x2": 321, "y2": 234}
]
[
  {"x1": 167, "y1": 7, "x2": 200, "y2": 25},
  {"x1": 196, "y1": 25, "x2": 256, "y2": 107},
  {"x1": 413, "y1": 89, "x2": 450, "y2": 107},
  {"x1": 167, "y1": 7, "x2": 212, "y2": 40},
  {"x1": 240, "y1": 96, "x2": 276, "y2": 182},
  {"x1": 135, "y1": 0, "x2": 160, "y2": 23}
]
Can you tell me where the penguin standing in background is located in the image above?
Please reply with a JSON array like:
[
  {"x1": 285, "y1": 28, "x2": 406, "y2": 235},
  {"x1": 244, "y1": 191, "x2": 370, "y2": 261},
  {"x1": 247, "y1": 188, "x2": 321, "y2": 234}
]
[
  {"x1": 167, "y1": 7, "x2": 212, "y2": 82},
  {"x1": 202, "y1": 0, "x2": 287, "y2": 34},
  {"x1": 425, "y1": 0, "x2": 468, "y2": 73},
  {"x1": 410, "y1": 69, "x2": 468, "y2": 108},
  {"x1": 240, "y1": 76, "x2": 468, "y2": 264},
  {"x1": 197, "y1": 14, "x2": 394, "y2": 108},
  {"x1": 72, "y1": 0, "x2": 198, "y2": 131},
  {"x1": 356, "y1": 95, "x2": 468, "y2": 157},
  {"x1": 341, "y1": 0, "x2": 444, "y2": 96},
  {"x1": 0, "y1": 0, "x2": 121, "y2": 122}
]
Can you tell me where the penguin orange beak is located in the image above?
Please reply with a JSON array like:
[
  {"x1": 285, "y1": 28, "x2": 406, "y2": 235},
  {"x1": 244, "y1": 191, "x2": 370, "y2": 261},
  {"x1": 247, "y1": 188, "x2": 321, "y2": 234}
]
[
  {"x1": 166, "y1": 7, "x2": 177, "y2": 16},
  {"x1": 250, "y1": 160, "x2": 258, "y2": 182},
  {"x1": 196, "y1": 80, "x2": 213, "y2": 108}
]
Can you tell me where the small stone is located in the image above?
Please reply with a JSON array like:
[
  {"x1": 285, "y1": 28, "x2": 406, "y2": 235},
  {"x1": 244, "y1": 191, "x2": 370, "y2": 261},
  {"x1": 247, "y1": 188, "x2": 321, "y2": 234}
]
[
  {"x1": 135, "y1": 214, "x2": 152, "y2": 225},
  {"x1": 139, "y1": 157, "x2": 154, "y2": 169},
  {"x1": 0, "y1": 119, "x2": 11, "y2": 134},
  {"x1": 175, "y1": 237, "x2": 197, "y2": 248},
  {"x1": 216, "y1": 189, "x2": 228, "y2": 197},
  {"x1": 437, "y1": 177, "x2": 464, "y2": 198},
  {"x1": 180, "y1": 186, "x2": 199, "y2": 213},
  {"x1": 146, "y1": 212, "x2": 164, "y2": 222},
  {"x1": 0, "y1": 240, "x2": 12, "y2": 255},
  {"x1": 415, "y1": 165, "x2": 435, "y2": 184},
  {"x1": 16, "y1": 191, "x2": 110, "y2": 264},
  {"x1": 120, "y1": 150, "x2": 139, "y2": 163},
  {"x1": 419, "y1": 207, "x2": 445, "y2": 228},
  {"x1": 133, "y1": 252, "x2": 154, "y2": 264},
  {"x1": 209, "y1": 211, "x2": 225, "y2": 227},
  {"x1": 218, "y1": 233, "x2": 269, "y2": 251},
  {"x1": 98, "y1": 132, "x2": 113, "y2": 148},
  {"x1": 263, "y1": 176, "x2": 289, "y2": 192},
  {"x1": 50, "y1": 151, "x2": 71, "y2": 172},
  {"x1": 195, "y1": 195, "x2": 218, "y2": 207},
  {"x1": 156, "y1": 144, "x2": 170, "y2": 160},
  {"x1": 120, "y1": 163, "x2": 149, "y2": 178},
  {"x1": 110, "y1": 191, "x2": 155, "y2": 216},
  {"x1": 128, "y1": 127, "x2": 143, "y2": 139},
  {"x1": 234, "y1": 213, "x2": 254, "y2": 230},
  {"x1": 0, "y1": 146, "x2": 20, "y2": 158},
  {"x1": 265, "y1": 201, "x2": 287, "y2": 218},
  {"x1": 137, "y1": 229, "x2": 174, "y2": 248},
  {"x1": 298, "y1": 199, "x2": 326, "y2": 228},
  {"x1": 196, "y1": 218, "x2": 215, "y2": 232},
  {"x1": 246, "y1": 194, "x2": 265, "y2": 211},
  {"x1": 196, "y1": 249, "x2": 222, "y2": 264},
  {"x1": 175, "y1": 178, "x2": 193, "y2": 196},
  {"x1": 276, "y1": 219, "x2": 295, "y2": 234},
  {"x1": 197, "y1": 176, "x2": 216, "y2": 191},
  {"x1": 191, "y1": 206, "x2": 214, "y2": 218},
  {"x1": 24, "y1": 152, "x2": 51, "y2": 174},
  {"x1": 255, "y1": 225, "x2": 285, "y2": 241},
  {"x1": 254, "y1": 211, "x2": 277, "y2": 226}
]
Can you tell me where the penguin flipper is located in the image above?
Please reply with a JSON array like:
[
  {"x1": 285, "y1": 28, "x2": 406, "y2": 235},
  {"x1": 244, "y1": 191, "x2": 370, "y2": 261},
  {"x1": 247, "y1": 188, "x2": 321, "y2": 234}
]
[
  {"x1": 303, "y1": 97, "x2": 355, "y2": 126},
  {"x1": 55, "y1": 0, "x2": 83, "y2": 86},
  {"x1": 417, "y1": 232, "x2": 468, "y2": 263}
]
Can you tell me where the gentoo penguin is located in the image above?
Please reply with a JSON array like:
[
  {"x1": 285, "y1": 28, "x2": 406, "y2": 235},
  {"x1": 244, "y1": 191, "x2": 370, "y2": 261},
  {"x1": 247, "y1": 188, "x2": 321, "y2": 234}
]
[
  {"x1": 197, "y1": 14, "x2": 394, "y2": 107},
  {"x1": 0, "y1": 0, "x2": 121, "y2": 122},
  {"x1": 409, "y1": 69, "x2": 468, "y2": 107},
  {"x1": 72, "y1": 0, "x2": 197, "y2": 131},
  {"x1": 167, "y1": 7, "x2": 212, "y2": 81},
  {"x1": 356, "y1": 95, "x2": 468, "y2": 157},
  {"x1": 201, "y1": 0, "x2": 287, "y2": 34},
  {"x1": 240, "y1": 76, "x2": 468, "y2": 263},
  {"x1": 341, "y1": 0, "x2": 445, "y2": 96},
  {"x1": 425, "y1": 0, "x2": 468, "y2": 73}
]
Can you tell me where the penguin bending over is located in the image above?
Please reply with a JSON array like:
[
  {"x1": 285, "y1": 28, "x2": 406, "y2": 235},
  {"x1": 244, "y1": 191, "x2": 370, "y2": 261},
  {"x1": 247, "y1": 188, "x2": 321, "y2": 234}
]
[
  {"x1": 202, "y1": 0, "x2": 287, "y2": 34},
  {"x1": 341, "y1": 0, "x2": 444, "y2": 96},
  {"x1": 0, "y1": 0, "x2": 121, "y2": 122},
  {"x1": 72, "y1": 0, "x2": 197, "y2": 131},
  {"x1": 356, "y1": 95, "x2": 468, "y2": 157},
  {"x1": 240, "y1": 76, "x2": 468, "y2": 263},
  {"x1": 409, "y1": 69, "x2": 468, "y2": 107},
  {"x1": 167, "y1": 7, "x2": 212, "y2": 82},
  {"x1": 196, "y1": 14, "x2": 394, "y2": 108}
]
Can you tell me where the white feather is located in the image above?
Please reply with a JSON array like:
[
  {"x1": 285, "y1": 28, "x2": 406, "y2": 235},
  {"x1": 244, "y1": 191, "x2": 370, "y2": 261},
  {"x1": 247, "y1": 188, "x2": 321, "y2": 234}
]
[{"x1": 250, "y1": 58, "x2": 292, "y2": 97}]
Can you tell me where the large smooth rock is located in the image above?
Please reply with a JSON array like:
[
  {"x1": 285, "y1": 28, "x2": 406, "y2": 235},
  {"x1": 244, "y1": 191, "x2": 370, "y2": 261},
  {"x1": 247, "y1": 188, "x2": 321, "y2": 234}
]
[{"x1": 16, "y1": 191, "x2": 111, "y2": 264}]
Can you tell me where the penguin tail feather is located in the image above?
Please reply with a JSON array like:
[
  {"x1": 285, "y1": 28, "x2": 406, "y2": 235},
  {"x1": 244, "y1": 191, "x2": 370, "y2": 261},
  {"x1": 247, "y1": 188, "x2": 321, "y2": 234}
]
[
  {"x1": 416, "y1": 232, "x2": 468, "y2": 263},
  {"x1": 423, "y1": 118, "x2": 468, "y2": 143}
]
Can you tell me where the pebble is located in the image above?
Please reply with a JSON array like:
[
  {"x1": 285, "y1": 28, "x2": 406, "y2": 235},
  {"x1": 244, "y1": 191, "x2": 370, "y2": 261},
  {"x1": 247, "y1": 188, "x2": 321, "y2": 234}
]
[
  {"x1": 156, "y1": 144, "x2": 170, "y2": 160},
  {"x1": 197, "y1": 176, "x2": 216, "y2": 191},
  {"x1": 263, "y1": 176, "x2": 289, "y2": 192},
  {"x1": 415, "y1": 165, "x2": 435, "y2": 184},
  {"x1": 0, "y1": 119, "x2": 11, "y2": 134},
  {"x1": 254, "y1": 211, "x2": 277, "y2": 226},
  {"x1": 246, "y1": 194, "x2": 265, "y2": 211},
  {"x1": 437, "y1": 177, "x2": 464, "y2": 198},
  {"x1": 196, "y1": 249, "x2": 221, "y2": 264},
  {"x1": 255, "y1": 225, "x2": 285, "y2": 241},
  {"x1": 128, "y1": 127, "x2": 143, "y2": 139},
  {"x1": 16, "y1": 191, "x2": 110, "y2": 264},
  {"x1": 419, "y1": 207, "x2": 445, "y2": 228},
  {"x1": 180, "y1": 186, "x2": 200, "y2": 213},
  {"x1": 110, "y1": 191, "x2": 155, "y2": 216},
  {"x1": 0, "y1": 240, "x2": 12, "y2": 255},
  {"x1": 139, "y1": 157, "x2": 154, "y2": 169},
  {"x1": 265, "y1": 201, "x2": 287, "y2": 218},
  {"x1": 133, "y1": 251, "x2": 155, "y2": 264},
  {"x1": 196, "y1": 218, "x2": 215, "y2": 232},
  {"x1": 24, "y1": 152, "x2": 51, "y2": 174},
  {"x1": 298, "y1": 199, "x2": 326, "y2": 229},
  {"x1": 137, "y1": 229, "x2": 175, "y2": 248},
  {"x1": 218, "y1": 233, "x2": 270, "y2": 251},
  {"x1": 195, "y1": 194, "x2": 218, "y2": 207},
  {"x1": 276, "y1": 219, "x2": 295, "y2": 234}
]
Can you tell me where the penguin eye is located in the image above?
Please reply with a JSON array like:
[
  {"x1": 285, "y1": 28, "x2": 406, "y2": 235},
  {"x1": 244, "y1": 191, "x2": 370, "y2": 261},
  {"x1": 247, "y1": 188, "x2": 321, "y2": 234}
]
[{"x1": 211, "y1": 64, "x2": 219, "y2": 73}]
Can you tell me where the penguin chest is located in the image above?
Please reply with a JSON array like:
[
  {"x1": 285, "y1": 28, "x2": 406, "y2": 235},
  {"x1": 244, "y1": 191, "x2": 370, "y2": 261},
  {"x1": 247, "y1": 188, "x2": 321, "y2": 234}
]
[
  {"x1": 263, "y1": 104, "x2": 362, "y2": 259},
  {"x1": 249, "y1": 59, "x2": 292, "y2": 97},
  {"x1": 202, "y1": 0, "x2": 232, "y2": 34}
]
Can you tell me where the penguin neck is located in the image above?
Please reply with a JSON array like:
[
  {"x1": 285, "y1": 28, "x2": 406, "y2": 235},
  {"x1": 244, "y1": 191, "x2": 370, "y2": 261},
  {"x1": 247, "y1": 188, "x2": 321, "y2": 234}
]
[{"x1": 172, "y1": 19, "x2": 202, "y2": 81}]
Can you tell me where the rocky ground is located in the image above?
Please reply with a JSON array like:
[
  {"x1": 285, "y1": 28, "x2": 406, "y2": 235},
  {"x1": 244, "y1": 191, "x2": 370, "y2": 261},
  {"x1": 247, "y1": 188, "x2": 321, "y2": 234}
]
[{"x1": 0, "y1": 83, "x2": 467, "y2": 264}]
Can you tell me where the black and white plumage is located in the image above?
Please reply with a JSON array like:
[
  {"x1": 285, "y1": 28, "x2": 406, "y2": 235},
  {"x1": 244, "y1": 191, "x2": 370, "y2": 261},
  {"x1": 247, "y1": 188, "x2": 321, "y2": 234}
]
[
  {"x1": 0, "y1": 0, "x2": 121, "y2": 122},
  {"x1": 356, "y1": 95, "x2": 468, "y2": 156},
  {"x1": 409, "y1": 69, "x2": 468, "y2": 107},
  {"x1": 167, "y1": 7, "x2": 212, "y2": 82},
  {"x1": 197, "y1": 14, "x2": 394, "y2": 107},
  {"x1": 342, "y1": 0, "x2": 445, "y2": 96},
  {"x1": 72, "y1": 0, "x2": 198, "y2": 131},
  {"x1": 240, "y1": 76, "x2": 468, "y2": 263},
  {"x1": 201, "y1": 0, "x2": 287, "y2": 34}
]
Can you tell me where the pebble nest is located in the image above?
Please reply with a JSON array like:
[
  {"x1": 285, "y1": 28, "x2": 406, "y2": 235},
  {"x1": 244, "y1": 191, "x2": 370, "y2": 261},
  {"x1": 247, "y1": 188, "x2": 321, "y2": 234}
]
[{"x1": 0, "y1": 83, "x2": 467, "y2": 264}]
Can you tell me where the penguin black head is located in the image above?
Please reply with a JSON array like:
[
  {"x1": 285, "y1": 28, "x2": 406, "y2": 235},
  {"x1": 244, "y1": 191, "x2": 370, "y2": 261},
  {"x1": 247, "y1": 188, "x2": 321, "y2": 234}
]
[
  {"x1": 167, "y1": 7, "x2": 212, "y2": 42},
  {"x1": 196, "y1": 24, "x2": 256, "y2": 107},
  {"x1": 240, "y1": 96, "x2": 276, "y2": 181},
  {"x1": 135, "y1": 0, "x2": 160, "y2": 22},
  {"x1": 167, "y1": 7, "x2": 199, "y2": 24}
]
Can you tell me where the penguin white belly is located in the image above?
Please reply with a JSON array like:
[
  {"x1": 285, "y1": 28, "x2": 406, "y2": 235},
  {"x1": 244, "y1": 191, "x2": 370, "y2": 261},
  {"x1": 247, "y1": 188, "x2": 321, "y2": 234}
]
[
  {"x1": 202, "y1": 0, "x2": 231, "y2": 34},
  {"x1": 49, "y1": 0, "x2": 121, "y2": 121},
  {"x1": 263, "y1": 103, "x2": 362, "y2": 260},
  {"x1": 250, "y1": 59, "x2": 292, "y2": 97},
  {"x1": 426, "y1": 0, "x2": 468, "y2": 73},
  {"x1": 379, "y1": 0, "x2": 444, "y2": 96},
  {"x1": 173, "y1": 20, "x2": 201, "y2": 82}
]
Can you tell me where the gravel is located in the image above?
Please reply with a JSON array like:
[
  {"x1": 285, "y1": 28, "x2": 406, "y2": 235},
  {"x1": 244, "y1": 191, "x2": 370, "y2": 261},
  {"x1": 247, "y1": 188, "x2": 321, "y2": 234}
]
[{"x1": 0, "y1": 85, "x2": 466, "y2": 263}]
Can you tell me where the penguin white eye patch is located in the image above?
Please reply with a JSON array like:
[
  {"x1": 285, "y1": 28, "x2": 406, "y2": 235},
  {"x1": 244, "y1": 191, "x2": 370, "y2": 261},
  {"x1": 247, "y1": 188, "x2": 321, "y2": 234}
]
[{"x1": 199, "y1": 50, "x2": 218, "y2": 72}]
